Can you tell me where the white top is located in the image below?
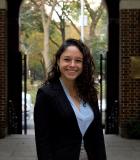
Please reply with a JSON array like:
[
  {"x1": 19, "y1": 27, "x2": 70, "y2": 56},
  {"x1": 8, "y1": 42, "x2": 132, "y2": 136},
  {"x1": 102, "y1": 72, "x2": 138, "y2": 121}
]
[{"x1": 60, "y1": 79, "x2": 94, "y2": 137}]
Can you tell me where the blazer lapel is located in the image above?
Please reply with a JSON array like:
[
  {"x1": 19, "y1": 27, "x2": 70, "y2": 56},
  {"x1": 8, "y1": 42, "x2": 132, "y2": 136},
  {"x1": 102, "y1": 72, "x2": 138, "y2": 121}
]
[{"x1": 52, "y1": 80, "x2": 82, "y2": 137}]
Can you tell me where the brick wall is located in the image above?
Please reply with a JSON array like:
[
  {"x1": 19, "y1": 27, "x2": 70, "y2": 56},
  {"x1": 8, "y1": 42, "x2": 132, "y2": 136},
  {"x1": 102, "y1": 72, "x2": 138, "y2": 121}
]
[
  {"x1": 119, "y1": 9, "x2": 140, "y2": 137},
  {"x1": 0, "y1": 9, "x2": 7, "y2": 138}
]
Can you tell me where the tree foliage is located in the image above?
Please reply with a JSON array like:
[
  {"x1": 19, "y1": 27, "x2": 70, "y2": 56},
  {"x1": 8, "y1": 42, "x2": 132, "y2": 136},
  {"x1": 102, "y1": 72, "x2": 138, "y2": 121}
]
[{"x1": 20, "y1": 0, "x2": 108, "y2": 80}]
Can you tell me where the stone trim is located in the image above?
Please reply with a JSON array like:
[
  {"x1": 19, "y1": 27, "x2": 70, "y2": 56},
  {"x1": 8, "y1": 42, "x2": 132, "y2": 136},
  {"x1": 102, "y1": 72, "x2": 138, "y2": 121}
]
[
  {"x1": 0, "y1": 0, "x2": 7, "y2": 9},
  {"x1": 120, "y1": 0, "x2": 140, "y2": 9}
]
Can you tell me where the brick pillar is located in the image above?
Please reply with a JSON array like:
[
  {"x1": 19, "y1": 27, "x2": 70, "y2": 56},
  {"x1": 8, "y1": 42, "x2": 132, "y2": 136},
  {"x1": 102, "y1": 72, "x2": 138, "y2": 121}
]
[
  {"x1": 119, "y1": 0, "x2": 140, "y2": 137},
  {"x1": 0, "y1": 0, "x2": 7, "y2": 138}
]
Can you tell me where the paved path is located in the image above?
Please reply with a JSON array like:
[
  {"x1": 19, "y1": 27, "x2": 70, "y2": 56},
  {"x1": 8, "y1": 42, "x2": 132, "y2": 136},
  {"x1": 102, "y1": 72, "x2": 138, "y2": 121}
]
[{"x1": 0, "y1": 133, "x2": 140, "y2": 160}]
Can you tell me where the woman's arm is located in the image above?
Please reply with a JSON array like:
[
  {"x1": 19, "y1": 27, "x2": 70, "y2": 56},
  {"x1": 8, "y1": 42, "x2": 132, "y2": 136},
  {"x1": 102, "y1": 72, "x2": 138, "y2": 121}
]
[{"x1": 34, "y1": 88, "x2": 53, "y2": 160}]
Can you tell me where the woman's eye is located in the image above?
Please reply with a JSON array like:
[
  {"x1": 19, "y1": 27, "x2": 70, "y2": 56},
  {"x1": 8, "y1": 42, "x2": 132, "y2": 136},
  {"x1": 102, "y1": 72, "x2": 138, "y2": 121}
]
[
  {"x1": 64, "y1": 58, "x2": 70, "y2": 61},
  {"x1": 75, "y1": 59, "x2": 83, "y2": 63},
  {"x1": 63, "y1": 58, "x2": 83, "y2": 63}
]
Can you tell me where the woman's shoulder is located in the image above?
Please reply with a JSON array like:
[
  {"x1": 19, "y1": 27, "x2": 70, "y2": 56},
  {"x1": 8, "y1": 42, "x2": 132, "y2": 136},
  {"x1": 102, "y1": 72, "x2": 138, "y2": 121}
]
[
  {"x1": 39, "y1": 82, "x2": 53, "y2": 90},
  {"x1": 37, "y1": 80, "x2": 61, "y2": 96}
]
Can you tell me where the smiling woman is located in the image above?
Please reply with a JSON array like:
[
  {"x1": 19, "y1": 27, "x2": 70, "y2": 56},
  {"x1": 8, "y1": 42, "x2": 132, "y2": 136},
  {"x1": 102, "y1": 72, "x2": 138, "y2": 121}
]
[
  {"x1": 34, "y1": 38, "x2": 107, "y2": 160},
  {"x1": 57, "y1": 45, "x2": 83, "y2": 82}
]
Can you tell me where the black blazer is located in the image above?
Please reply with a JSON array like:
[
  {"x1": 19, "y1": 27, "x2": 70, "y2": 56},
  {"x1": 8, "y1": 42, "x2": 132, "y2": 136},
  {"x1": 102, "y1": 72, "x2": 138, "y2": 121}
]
[{"x1": 34, "y1": 80, "x2": 107, "y2": 160}]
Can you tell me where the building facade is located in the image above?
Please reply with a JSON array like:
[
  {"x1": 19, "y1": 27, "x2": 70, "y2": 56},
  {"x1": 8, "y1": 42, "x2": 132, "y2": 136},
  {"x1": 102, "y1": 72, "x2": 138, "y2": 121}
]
[
  {"x1": 0, "y1": 0, "x2": 140, "y2": 138},
  {"x1": 119, "y1": 0, "x2": 140, "y2": 137}
]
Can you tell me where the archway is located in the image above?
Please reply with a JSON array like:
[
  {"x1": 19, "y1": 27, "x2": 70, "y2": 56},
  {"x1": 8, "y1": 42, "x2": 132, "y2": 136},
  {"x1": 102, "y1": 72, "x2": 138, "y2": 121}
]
[{"x1": 7, "y1": 0, "x2": 120, "y2": 135}]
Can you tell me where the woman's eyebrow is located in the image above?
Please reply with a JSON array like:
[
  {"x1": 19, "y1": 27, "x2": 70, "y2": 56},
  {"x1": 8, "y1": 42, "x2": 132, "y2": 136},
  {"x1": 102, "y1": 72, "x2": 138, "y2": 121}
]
[{"x1": 63, "y1": 56, "x2": 83, "y2": 59}]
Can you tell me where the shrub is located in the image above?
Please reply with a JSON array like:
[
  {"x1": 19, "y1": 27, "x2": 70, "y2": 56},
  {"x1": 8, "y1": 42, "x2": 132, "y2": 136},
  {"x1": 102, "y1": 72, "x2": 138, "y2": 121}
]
[{"x1": 127, "y1": 119, "x2": 140, "y2": 139}]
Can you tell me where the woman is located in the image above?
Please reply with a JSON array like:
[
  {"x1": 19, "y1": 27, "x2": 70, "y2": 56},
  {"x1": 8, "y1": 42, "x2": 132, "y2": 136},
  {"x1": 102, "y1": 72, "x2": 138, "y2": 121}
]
[{"x1": 34, "y1": 38, "x2": 107, "y2": 160}]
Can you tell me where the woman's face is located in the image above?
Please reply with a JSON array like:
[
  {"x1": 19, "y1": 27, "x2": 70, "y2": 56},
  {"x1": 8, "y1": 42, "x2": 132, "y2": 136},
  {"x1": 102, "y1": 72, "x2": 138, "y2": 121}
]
[{"x1": 58, "y1": 45, "x2": 83, "y2": 82}]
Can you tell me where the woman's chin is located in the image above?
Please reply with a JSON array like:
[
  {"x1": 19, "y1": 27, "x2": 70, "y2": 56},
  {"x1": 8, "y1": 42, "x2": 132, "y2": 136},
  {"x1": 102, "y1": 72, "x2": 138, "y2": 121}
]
[{"x1": 65, "y1": 75, "x2": 77, "y2": 81}]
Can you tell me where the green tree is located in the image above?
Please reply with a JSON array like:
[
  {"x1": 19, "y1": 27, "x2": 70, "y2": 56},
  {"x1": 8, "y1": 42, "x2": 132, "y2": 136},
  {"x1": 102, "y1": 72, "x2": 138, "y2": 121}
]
[{"x1": 20, "y1": 0, "x2": 107, "y2": 79}]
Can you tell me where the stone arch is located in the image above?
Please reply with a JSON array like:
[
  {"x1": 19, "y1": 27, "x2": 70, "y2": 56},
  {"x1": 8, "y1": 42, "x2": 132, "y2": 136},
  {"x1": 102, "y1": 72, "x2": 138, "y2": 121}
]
[
  {"x1": 104, "y1": 0, "x2": 120, "y2": 134},
  {"x1": 4, "y1": 0, "x2": 120, "y2": 135},
  {"x1": 7, "y1": 0, "x2": 23, "y2": 134}
]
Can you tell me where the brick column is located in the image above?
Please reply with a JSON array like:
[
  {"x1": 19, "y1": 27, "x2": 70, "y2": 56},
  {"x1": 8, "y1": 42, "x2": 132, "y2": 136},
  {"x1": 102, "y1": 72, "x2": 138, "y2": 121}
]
[
  {"x1": 119, "y1": 0, "x2": 140, "y2": 137},
  {"x1": 0, "y1": 0, "x2": 7, "y2": 138}
]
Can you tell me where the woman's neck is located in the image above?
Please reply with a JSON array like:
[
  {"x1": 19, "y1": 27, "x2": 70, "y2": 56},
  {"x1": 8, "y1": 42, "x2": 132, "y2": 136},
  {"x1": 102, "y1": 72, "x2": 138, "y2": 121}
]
[{"x1": 60, "y1": 77, "x2": 77, "y2": 95}]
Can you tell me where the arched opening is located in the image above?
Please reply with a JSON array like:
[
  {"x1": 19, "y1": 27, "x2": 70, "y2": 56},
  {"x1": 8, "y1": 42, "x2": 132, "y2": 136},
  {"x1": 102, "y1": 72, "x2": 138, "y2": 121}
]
[
  {"x1": 7, "y1": 0, "x2": 120, "y2": 135},
  {"x1": 19, "y1": 0, "x2": 108, "y2": 134}
]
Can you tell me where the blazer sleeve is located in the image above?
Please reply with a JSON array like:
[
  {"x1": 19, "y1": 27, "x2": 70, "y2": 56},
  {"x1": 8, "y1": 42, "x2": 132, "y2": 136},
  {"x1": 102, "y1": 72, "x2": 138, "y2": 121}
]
[{"x1": 34, "y1": 87, "x2": 53, "y2": 160}]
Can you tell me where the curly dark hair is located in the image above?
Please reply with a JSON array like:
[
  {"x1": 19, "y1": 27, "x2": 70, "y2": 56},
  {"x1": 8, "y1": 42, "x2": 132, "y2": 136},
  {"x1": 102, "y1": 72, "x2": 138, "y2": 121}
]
[{"x1": 46, "y1": 38, "x2": 98, "y2": 106}]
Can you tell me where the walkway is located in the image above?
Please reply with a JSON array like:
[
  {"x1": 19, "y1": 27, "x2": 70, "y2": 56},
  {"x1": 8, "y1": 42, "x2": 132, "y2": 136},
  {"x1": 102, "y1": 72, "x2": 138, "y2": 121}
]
[{"x1": 0, "y1": 133, "x2": 140, "y2": 160}]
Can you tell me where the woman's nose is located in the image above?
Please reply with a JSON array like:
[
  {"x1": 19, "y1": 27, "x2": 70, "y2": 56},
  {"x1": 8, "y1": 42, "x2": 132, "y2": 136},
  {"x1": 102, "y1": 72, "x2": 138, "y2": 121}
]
[{"x1": 70, "y1": 60, "x2": 75, "y2": 66}]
